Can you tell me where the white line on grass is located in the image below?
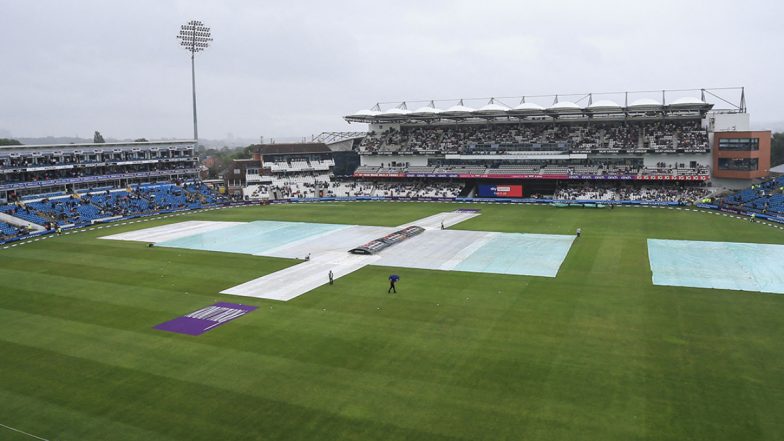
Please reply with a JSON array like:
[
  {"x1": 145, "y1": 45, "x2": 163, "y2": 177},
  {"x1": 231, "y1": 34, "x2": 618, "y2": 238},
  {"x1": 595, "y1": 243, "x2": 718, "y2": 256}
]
[{"x1": 0, "y1": 422, "x2": 52, "y2": 441}]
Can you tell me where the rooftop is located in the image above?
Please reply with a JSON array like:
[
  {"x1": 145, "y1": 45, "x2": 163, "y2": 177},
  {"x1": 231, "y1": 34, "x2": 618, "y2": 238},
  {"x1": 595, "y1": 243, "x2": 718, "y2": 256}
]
[{"x1": 345, "y1": 87, "x2": 745, "y2": 123}]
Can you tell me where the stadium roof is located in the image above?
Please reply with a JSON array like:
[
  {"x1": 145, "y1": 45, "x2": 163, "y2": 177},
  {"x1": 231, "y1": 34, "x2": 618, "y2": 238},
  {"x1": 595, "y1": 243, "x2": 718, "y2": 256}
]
[
  {"x1": 381, "y1": 107, "x2": 410, "y2": 117},
  {"x1": 510, "y1": 102, "x2": 545, "y2": 113},
  {"x1": 628, "y1": 98, "x2": 663, "y2": 109},
  {"x1": 670, "y1": 96, "x2": 707, "y2": 106},
  {"x1": 344, "y1": 87, "x2": 745, "y2": 123},
  {"x1": 588, "y1": 99, "x2": 622, "y2": 110},
  {"x1": 411, "y1": 103, "x2": 442, "y2": 116},
  {"x1": 476, "y1": 98, "x2": 510, "y2": 115},
  {"x1": 312, "y1": 131, "x2": 367, "y2": 144},
  {"x1": 548, "y1": 101, "x2": 581, "y2": 113},
  {"x1": 352, "y1": 108, "x2": 380, "y2": 117},
  {"x1": 442, "y1": 100, "x2": 475, "y2": 116}
]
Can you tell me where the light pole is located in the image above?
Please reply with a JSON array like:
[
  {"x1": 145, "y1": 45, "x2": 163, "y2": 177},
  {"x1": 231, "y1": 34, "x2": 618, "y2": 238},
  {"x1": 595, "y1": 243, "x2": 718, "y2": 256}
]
[{"x1": 177, "y1": 20, "x2": 212, "y2": 143}]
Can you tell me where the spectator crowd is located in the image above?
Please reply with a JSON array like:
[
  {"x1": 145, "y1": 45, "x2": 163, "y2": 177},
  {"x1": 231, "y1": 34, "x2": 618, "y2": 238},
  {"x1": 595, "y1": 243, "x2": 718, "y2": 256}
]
[{"x1": 360, "y1": 120, "x2": 709, "y2": 155}]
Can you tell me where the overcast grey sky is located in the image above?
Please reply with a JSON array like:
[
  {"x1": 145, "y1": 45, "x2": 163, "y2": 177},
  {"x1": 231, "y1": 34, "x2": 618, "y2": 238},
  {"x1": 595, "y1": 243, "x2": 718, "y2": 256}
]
[{"x1": 1, "y1": 0, "x2": 782, "y2": 141}]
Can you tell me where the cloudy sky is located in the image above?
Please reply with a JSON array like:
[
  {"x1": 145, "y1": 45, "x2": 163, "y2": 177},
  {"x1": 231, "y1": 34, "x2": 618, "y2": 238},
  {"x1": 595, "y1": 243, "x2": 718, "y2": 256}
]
[{"x1": 1, "y1": 0, "x2": 782, "y2": 141}]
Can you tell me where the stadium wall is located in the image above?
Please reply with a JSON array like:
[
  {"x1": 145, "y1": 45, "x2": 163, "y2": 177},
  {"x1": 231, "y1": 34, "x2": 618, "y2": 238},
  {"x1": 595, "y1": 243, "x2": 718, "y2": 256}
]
[{"x1": 712, "y1": 131, "x2": 772, "y2": 179}]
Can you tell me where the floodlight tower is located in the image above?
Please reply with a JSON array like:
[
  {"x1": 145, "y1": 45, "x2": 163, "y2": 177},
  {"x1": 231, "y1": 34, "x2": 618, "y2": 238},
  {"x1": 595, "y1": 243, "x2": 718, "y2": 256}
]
[{"x1": 177, "y1": 20, "x2": 212, "y2": 143}]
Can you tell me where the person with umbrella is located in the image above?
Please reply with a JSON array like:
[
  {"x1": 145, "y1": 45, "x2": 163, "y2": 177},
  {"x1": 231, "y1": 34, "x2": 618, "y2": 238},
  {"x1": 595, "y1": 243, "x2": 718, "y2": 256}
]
[{"x1": 388, "y1": 274, "x2": 399, "y2": 294}]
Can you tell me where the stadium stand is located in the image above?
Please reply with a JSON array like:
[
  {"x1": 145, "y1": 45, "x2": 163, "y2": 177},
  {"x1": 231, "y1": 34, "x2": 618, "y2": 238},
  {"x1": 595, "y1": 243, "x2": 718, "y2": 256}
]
[
  {"x1": 0, "y1": 182, "x2": 227, "y2": 243},
  {"x1": 720, "y1": 176, "x2": 784, "y2": 216},
  {"x1": 358, "y1": 120, "x2": 710, "y2": 155},
  {"x1": 0, "y1": 139, "x2": 234, "y2": 243},
  {"x1": 554, "y1": 181, "x2": 711, "y2": 202},
  {"x1": 0, "y1": 220, "x2": 24, "y2": 240},
  {"x1": 0, "y1": 140, "x2": 199, "y2": 199}
]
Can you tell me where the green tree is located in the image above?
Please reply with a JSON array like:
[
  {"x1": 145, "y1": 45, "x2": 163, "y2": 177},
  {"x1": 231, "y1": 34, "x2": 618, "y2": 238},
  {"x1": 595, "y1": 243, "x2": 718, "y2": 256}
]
[
  {"x1": 199, "y1": 145, "x2": 254, "y2": 179},
  {"x1": 0, "y1": 138, "x2": 22, "y2": 146},
  {"x1": 93, "y1": 131, "x2": 105, "y2": 143}
]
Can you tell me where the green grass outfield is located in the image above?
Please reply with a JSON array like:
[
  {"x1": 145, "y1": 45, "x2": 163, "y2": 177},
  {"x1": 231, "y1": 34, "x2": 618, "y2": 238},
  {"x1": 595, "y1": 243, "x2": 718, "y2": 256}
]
[{"x1": 1, "y1": 202, "x2": 783, "y2": 441}]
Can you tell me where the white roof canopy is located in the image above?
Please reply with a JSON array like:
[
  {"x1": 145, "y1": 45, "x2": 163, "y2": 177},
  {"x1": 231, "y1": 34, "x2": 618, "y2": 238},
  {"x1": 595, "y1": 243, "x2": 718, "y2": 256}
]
[
  {"x1": 628, "y1": 98, "x2": 663, "y2": 109},
  {"x1": 510, "y1": 102, "x2": 545, "y2": 113},
  {"x1": 548, "y1": 101, "x2": 581, "y2": 112},
  {"x1": 476, "y1": 99, "x2": 509, "y2": 115},
  {"x1": 670, "y1": 96, "x2": 707, "y2": 106},
  {"x1": 411, "y1": 106, "x2": 442, "y2": 115},
  {"x1": 382, "y1": 108, "x2": 410, "y2": 115},
  {"x1": 587, "y1": 99, "x2": 622, "y2": 109},
  {"x1": 345, "y1": 88, "x2": 725, "y2": 122},
  {"x1": 352, "y1": 109, "x2": 381, "y2": 117},
  {"x1": 411, "y1": 101, "x2": 442, "y2": 116},
  {"x1": 442, "y1": 100, "x2": 476, "y2": 115}
]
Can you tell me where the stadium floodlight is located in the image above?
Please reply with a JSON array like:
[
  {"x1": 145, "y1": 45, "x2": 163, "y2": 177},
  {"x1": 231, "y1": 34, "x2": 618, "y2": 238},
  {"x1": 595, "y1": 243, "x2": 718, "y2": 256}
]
[{"x1": 176, "y1": 20, "x2": 213, "y2": 143}]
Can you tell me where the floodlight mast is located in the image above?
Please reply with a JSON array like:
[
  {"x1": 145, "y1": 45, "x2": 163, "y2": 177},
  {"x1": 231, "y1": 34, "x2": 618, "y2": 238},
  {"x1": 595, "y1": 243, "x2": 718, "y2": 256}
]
[{"x1": 177, "y1": 20, "x2": 212, "y2": 143}]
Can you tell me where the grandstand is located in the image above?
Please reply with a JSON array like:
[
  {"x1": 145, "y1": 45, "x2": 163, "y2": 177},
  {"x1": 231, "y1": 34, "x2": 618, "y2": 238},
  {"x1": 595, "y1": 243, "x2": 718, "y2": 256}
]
[
  {"x1": 0, "y1": 139, "x2": 227, "y2": 244},
  {"x1": 344, "y1": 88, "x2": 770, "y2": 198},
  {"x1": 0, "y1": 140, "x2": 199, "y2": 201},
  {"x1": 720, "y1": 175, "x2": 784, "y2": 216},
  {"x1": 0, "y1": 183, "x2": 223, "y2": 242},
  {"x1": 219, "y1": 89, "x2": 774, "y2": 207},
  {"x1": 333, "y1": 89, "x2": 781, "y2": 206},
  {"x1": 225, "y1": 143, "x2": 341, "y2": 201}
]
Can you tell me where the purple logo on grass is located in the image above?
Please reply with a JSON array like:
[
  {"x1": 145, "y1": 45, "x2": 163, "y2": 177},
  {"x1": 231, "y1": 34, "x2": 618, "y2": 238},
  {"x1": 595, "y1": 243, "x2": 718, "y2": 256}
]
[{"x1": 154, "y1": 302, "x2": 257, "y2": 336}]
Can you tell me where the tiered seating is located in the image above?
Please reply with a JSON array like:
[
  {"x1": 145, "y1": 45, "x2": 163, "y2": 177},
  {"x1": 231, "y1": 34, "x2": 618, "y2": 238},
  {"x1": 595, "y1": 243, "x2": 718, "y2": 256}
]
[
  {"x1": 541, "y1": 167, "x2": 570, "y2": 175},
  {"x1": 355, "y1": 165, "x2": 381, "y2": 174},
  {"x1": 353, "y1": 161, "x2": 708, "y2": 178},
  {"x1": 721, "y1": 176, "x2": 784, "y2": 215},
  {"x1": 407, "y1": 166, "x2": 436, "y2": 173},
  {"x1": 0, "y1": 203, "x2": 51, "y2": 225},
  {"x1": 242, "y1": 185, "x2": 270, "y2": 200},
  {"x1": 1, "y1": 182, "x2": 224, "y2": 230},
  {"x1": 498, "y1": 165, "x2": 539, "y2": 172},
  {"x1": 556, "y1": 181, "x2": 711, "y2": 202},
  {"x1": 370, "y1": 181, "x2": 463, "y2": 198},
  {"x1": 0, "y1": 221, "x2": 18, "y2": 236},
  {"x1": 358, "y1": 119, "x2": 709, "y2": 154},
  {"x1": 327, "y1": 180, "x2": 373, "y2": 197},
  {"x1": 0, "y1": 182, "x2": 225, "y2": 243},
  {"x1": 441, "y1": 165, "x2": 488, "y2": 174}
]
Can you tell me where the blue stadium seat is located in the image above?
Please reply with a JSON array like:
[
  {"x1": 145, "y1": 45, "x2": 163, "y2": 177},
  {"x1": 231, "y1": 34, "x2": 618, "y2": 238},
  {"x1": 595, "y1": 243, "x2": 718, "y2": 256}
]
[{"x1": 0, "y1": 182, "x2": 223, "y2": 243}]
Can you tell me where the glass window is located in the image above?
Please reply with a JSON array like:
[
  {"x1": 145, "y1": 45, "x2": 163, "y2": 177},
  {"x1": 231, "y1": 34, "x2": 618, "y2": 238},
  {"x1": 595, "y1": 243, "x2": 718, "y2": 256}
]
[
  {"x1": 718, "y1": 158, "x2": 758, "y2": 171},
  {"x1": 718, "y1": 138, "x2": 759, "y2": 151}
]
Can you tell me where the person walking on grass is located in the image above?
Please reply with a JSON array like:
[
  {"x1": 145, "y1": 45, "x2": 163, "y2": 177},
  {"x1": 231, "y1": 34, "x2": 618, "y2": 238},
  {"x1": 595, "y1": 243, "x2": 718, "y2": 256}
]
[
  {"x1": 388, "y1": 274, "x2": 399, "y2": 294},
  {"x1": 576, "y1": 227, "x2": 582, "y2": 238},
  {"x1": 329, "y1": 270, "x2": 334, "y2": 285}
]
